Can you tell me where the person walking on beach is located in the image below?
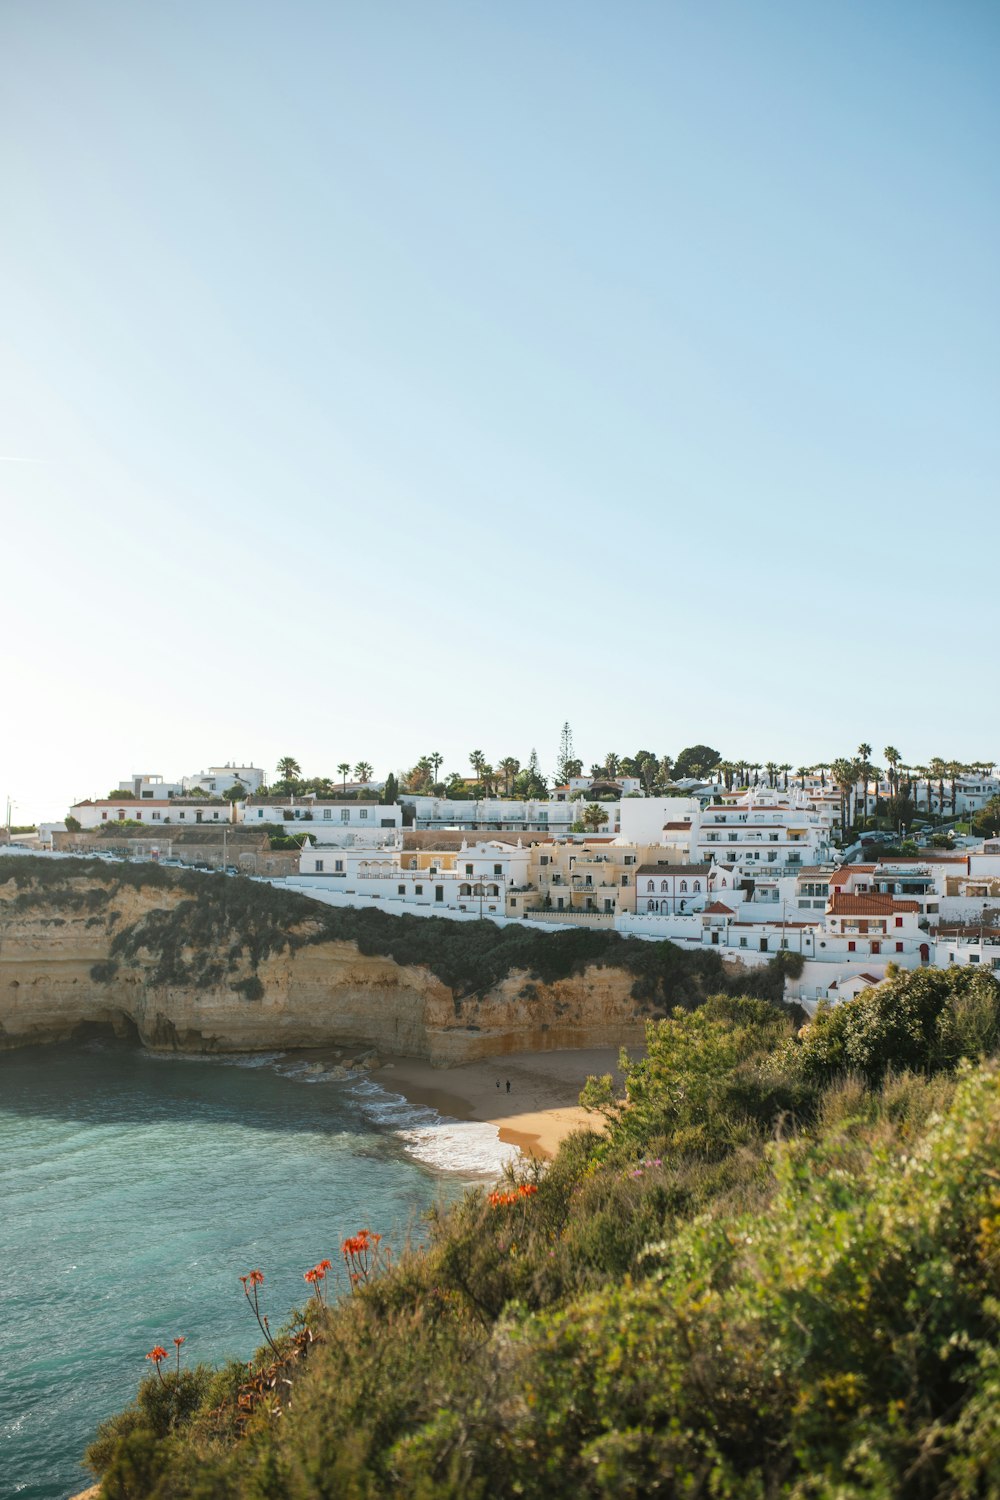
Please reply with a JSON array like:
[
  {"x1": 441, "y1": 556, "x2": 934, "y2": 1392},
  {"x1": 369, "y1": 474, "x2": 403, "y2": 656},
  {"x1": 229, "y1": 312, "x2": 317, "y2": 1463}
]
[{"x1": 506, "y1": 1079, "x2": 511, "y2": 1094}]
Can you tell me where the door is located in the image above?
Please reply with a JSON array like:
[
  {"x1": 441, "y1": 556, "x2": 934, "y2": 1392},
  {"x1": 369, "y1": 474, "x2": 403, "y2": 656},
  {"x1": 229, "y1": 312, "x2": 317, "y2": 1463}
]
[{"x1": 435, "y1": 885, "x2": 444, "y2": 903}]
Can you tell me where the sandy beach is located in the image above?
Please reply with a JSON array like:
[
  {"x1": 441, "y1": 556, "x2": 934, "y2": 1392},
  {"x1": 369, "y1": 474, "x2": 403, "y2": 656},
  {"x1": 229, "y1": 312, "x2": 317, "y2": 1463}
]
[{"x1": 370, "y1": 1047, "x2": 625, "y2": 1159}]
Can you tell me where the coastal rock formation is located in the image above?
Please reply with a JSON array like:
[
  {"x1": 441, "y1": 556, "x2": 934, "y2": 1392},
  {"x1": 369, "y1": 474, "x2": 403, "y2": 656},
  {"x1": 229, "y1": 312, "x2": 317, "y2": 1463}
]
[{"x1": 0, "y1": 866, "x2": 648, "y2": 1063}]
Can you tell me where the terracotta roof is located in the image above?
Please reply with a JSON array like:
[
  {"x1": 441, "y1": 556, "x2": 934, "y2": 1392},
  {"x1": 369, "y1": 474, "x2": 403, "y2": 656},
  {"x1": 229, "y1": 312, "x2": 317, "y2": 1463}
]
[
  {"x1": 662, "y1": 821, "x2": 693, "y2": 830},
  {"x1": 636, "y1": 863, "x2": 710, "y2": 876},
  {"x1": 829, "y1": 866, "x2": 875, "y2": 885},
  {"x1": 703, "y1": 901, "x2": 734, "y2": 915},
  {"x1": 828, "y1": 893, "x2": 920, "y2": 915}
]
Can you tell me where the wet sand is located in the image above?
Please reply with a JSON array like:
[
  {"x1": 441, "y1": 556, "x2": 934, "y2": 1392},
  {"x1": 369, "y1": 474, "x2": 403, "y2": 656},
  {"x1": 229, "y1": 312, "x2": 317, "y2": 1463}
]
[{"x1": 370, "y1": 1047, "x2": 625, "y2": 1159}]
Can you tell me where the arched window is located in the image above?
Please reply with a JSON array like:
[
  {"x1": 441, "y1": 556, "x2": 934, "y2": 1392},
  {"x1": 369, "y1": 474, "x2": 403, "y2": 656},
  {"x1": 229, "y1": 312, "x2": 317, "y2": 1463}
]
[
  {"x1": 679, "y1": 880, "x2": 688, "y2": 892},
  {"x1": 693, "y1": 880, "x2": 701, "y2": 893},
  {"x1": 660, "y1": 880, "x2": 668, "y2": 892},
  {"x1": 647, "y1": 899, "x2": 656, "y2": 912},
  {"x1": 459, "y1": 884, "x2": 471, "y2": 896},
  {"x1": 646, "y1": 879, "x2": 654, "y2": 892}
]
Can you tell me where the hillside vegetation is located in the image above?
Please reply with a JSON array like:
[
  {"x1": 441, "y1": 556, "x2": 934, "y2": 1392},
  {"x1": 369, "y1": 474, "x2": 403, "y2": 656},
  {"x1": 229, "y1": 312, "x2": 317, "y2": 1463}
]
[
  {"x1": 86, "y1": 964, "x2": 1000, "y2": 1498},
  {"x1": 0, "y1": 855, "x2": 800, "y2": 1011}
]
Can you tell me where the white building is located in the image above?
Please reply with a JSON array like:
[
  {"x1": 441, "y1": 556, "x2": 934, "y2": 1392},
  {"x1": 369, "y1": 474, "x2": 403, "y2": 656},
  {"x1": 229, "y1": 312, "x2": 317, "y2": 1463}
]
[
  {"x1": 238, "y1": 796, "x2": 401, "y2": 844},
  {"x1": 183, "y1": 764, "x2": 267, "y2": 796},
  {"x1": 402, "y1": 796, "x2": 617, "y2": 835},
  {"x1": 297, "y1": 839, "x2": 531, "y2": 916},
  {"x1": 117, "y1": 773, "x2": 184, "y2": 799},
  {"x1": 69, "y1": 799, "x2": 232, "y2": 830},
  {"x1": 617, "y1": 797, "x2": 701, "y2": 846}
]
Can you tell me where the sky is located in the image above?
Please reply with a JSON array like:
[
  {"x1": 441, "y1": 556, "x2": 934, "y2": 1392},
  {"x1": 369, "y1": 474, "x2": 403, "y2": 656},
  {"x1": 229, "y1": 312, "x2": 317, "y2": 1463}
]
[{"x1": 1, "y1": 1, "x2": 998, "y2": 823}]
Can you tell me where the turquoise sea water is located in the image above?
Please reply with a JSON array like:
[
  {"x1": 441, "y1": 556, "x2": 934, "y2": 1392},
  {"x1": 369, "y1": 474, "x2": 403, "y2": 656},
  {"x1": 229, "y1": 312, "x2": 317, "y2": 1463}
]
[{"x1": 0, "y1": 1045, "x2": 503, "y2": 1500}]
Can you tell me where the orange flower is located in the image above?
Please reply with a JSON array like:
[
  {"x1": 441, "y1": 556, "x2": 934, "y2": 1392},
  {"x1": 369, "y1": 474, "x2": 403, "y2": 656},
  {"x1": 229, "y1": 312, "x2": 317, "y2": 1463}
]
[
  {"x1": 146, "y1": 1346, "x2": 168, "y2": 1363},
  {"x1": 317, "y1": 1258, "x2": 332, "y2": 1272},
  {"x1": 304, "y1": 1268, "x2": 318, "y2": 1284},
  {"x1": 173, "y1": 1336, "x2": 185, "y2": 1347},
  {"x1": 248, "y1": 1269, "x2": 264, "y2": 1287}
]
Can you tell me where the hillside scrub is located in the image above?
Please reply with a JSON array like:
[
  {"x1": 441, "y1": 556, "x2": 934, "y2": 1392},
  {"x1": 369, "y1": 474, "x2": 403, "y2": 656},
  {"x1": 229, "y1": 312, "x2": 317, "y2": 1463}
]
[
  {"x1": 0, "y1": 855, "x2": 802, "y2": 1010},
  {"x1": 84, "y1": 967, "x2": 1000, "y2": 1498}
]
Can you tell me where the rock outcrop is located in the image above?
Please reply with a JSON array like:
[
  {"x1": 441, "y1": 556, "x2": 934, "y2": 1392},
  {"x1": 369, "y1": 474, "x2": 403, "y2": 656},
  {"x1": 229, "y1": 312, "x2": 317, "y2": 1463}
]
[{"x1": 0, "y1": 868, "x2": 648, "y2": 1063}]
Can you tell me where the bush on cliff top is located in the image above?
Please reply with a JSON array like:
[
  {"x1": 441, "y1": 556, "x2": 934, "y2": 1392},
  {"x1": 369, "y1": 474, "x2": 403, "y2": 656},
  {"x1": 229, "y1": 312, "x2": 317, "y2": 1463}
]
[
  {"x1": 0, "y1": 854, "x2": 802, "y2": 1010},
  {"x1": 84, "y1": 968, "x2": 1000, "y2": 1498}
]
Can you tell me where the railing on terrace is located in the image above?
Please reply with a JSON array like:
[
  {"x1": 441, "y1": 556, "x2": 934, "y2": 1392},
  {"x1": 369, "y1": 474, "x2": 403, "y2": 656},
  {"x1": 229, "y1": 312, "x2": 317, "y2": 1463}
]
[{"x1": 526, "y1": 908, "x2": 615, "y2": 922}]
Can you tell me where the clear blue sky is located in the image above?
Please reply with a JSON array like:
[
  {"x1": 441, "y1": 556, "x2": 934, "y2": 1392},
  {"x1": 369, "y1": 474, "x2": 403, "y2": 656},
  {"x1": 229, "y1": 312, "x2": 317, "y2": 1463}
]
[{"x1": 2, "y1": 1, "x2": 998, "y2": 822}]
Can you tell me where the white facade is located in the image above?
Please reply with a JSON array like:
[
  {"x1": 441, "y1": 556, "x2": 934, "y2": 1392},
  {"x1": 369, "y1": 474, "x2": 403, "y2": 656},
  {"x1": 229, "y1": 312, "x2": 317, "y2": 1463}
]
[
  {"x1": 617, "y1": 797, "x2": 700, "y2": 846},
  {"x1": 403, "y1": 796, "x2": 617, "y2": 835},
  {"x1": 238, "y1": 798, "x2": 401, "y2": 844},
  {"x1": 298, "y1": 840, "x2": 530, "y2": 916},
  {"x1": 117, "y1": 773, "x2": 184, "y2": 799},
  {"x1": 69, "y1": 799, "x2": 231, "y2": 830},
  {"x1": 183, "y1": 764, "x2": 267, "y2": 796}
]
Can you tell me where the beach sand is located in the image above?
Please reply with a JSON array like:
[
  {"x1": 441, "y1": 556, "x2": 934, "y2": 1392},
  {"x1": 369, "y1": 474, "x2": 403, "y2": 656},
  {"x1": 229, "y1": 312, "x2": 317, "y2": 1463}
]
[{"x1": 370, "y1": 1047, "x2": 624, "y2": 1159}]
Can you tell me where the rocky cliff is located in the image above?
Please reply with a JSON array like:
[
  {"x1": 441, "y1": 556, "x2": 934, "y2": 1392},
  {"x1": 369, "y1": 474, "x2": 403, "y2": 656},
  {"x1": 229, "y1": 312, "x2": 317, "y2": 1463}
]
[{"x1": 0, "y1": 862, "x2": 651, "y2": 1063}]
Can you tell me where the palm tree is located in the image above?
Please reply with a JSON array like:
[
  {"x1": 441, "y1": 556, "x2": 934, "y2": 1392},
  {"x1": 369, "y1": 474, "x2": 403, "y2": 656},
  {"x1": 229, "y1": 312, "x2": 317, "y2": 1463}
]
[
  {"x1": 764, "y1": 761, "x2": 778, "y2": 788},
  {"x1": 469, "y1": 750, "x2": 486, "y2": 784},
  {"x1": 780, "y1": 763, "x2": 792, "y2": 790},
  {"x1": 883, "y1": 746, "x2": 901, "y2": 799},
  {"x1": 796, "y1": 766, "x2": 810, "y2": 790},
  {"x1": 658, "y1": 754, "x2": 675, "y2": 790},
  {"x1": 337, "y1": 762, "x2": 350, "y2": 794},
  {"x1": 354, "y1": 761, "x2": 373, "y2": 785},
  {"x1": 604, "y1": 752, "x2": 621, "y2": 778},
  {"x1": 831, "y1": 757, "x2": 860, "y2": 834},
  {"x1": 948, "y1": 760, "x2": 965, "y2": 817},
  {"x1": 929, "y1": 757, "x2": 947, "y2": 821},
  {"x1": 276, "y1": 756, "x2": 301, "y2": 781},
  {"x1": 856, "y1": 744, "x2": 872, "y2": 823},
  {"x1": 428, "y1": 751, "x2": 443, "y2": 786},
  {"x1": 581, "y1": 803, "x2": 609, "y2": 832},
  {"x1": 498, "y1": 757, "x2": 520, "y2": 795}
]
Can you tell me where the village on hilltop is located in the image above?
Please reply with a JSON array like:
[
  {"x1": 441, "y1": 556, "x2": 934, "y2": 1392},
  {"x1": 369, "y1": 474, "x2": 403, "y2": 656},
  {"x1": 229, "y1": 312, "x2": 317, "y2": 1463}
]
[{"x1": 10, "y1": 734, "x2": 1000, "y2": 1012}]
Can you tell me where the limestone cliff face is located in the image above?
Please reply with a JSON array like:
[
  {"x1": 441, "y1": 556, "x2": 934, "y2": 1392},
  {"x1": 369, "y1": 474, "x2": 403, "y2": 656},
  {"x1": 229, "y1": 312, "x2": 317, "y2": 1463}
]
[{"x1": 0, "y1": 872, "x2": 647, "y2": 1063}]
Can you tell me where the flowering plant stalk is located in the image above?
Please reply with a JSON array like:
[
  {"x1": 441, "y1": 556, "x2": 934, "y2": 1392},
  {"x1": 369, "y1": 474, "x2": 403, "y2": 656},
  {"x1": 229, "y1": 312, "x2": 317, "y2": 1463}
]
[
  {"x1": 341, "y1": 1229, "x2": 385, "y2": 1290},
  {"x1": 239, "y1": 1269, "x2": 281, "y2": 1357}
]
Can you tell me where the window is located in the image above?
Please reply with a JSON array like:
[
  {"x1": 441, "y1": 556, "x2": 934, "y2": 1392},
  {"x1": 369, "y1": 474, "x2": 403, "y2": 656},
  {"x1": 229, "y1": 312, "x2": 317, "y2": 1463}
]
[
  {"x1": 315, "y1": 860, "x2": 324, "y2": 873},
  {"x1": 258, "y1": 809, "x2": 264, "y2": 818},
  {"x1": 136, "y1": 811, "x2": 142, "y2": 819},
  {"x1": 680, "y1": 880, "x2": 688, "y2": 892},
  {"x1": 334, "y1": 859, "x2": 344, "y2": 872},
  {"x1": 970, "y1": 953, "x2": 981, "y2": 963},
  {"x1": 624, "y1": 855, "x2": 634, "y2": 865},
  {"x1": 848, "y1": 941, "x2": 856, "y2": 952},
  {"x1": 398, "y1": 885, "x2": 405, "y2": 895},
  {"x1": 152, "y1": 812, "x2": 161, "y2": 821},
  {"x1": 415, "y1": 884, "x2": 423, "y2": 895},
  {"x1": 540, "y1": 856, "x2": 549, "y2": 866},
  {"x1": 739, "y1": 936, "x2": 747, "y2": 947},
  {"x1": 360, "y1": 809, "x2": 368, "y2": 820},
  {"x1": 341, "y1": 809, "x2": 350, "y2": 823},
  {"x1": 101, "y1": 812, "x2": 107, "y2": 821},
  {"x1": 465, "y1": 864, "x2": 474, "y2": 876},
  {"x1": 494, "y1": 865, "x2": 502, "y2": 876},
  {"x1": 179, "y1": 812, "x2": 186, "y2": 820},
  {"x1": 435, "y1": 885, "x2": 443, "y2": 902},
  {"x1": 660, "y1": 880, "x2": 668, "y2": 892},
  {"x1": 646, "y1": 880, "x2": 655, "y2": 892},
  {"x1": 896, "y1": 942, "x2": 903, "y2": 952},
  {"x1": 693, "y1": 880, "x2": 701, "y2": 892},
  {"x1": 323, "y1": 809, "x2": 331, "y2": 820}
]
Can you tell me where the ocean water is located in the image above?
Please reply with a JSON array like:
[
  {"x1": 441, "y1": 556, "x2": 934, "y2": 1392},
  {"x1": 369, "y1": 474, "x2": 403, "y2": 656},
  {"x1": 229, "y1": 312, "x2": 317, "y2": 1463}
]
[{"x1": 0, "y1": 1044, "x2": 513, "y2": 1500}]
